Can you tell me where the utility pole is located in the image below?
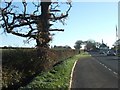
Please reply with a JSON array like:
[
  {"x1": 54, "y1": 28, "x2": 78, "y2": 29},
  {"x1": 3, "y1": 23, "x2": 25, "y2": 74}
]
[{"x1": 116, "y1": 25, "x2": 118, "y2": 55}]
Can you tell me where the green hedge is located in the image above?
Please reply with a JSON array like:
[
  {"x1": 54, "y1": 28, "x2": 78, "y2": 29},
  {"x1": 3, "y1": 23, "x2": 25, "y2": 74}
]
[
  {"x1": 2, "y1": 48, "x2": 79, "y2": 89},
  {"x1": 20, "y1": 54, "x2": 84, "y2": 89}
]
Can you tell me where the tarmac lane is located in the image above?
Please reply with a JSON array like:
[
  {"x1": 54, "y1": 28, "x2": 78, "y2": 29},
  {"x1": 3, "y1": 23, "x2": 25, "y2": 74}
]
[{"x1": 71, "y1": 56, "x2": 119, "y2": 89}]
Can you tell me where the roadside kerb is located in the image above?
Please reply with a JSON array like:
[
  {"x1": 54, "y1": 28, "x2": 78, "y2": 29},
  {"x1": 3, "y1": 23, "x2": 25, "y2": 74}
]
[{"x1": 69, "y1": 60, "x2": 78, "y2": 90}]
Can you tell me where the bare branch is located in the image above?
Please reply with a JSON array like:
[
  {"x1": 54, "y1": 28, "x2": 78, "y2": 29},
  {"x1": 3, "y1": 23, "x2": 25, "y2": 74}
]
[
  {"x1": 49, "y1": 1, "x2": 72, "y2": 22},
  {"x1": 50, "y1": 9, "x2": 60, "y2": 12},
  {"x1": 22, "y1": 1, "x2": 27, "y2": 17},
  {"x1": 3, "y1": 2, "x2": 12, "y2": 11},
  {"x1": 32, "y1": 1, "x2": 41, "y2": 15},
  {"x1": 49, "y1": 29, "x2": 64, "y2": 31},
  {"x1": 10, "y1": 30, "x2": 36, "y2": 39},
  {"x1": 10, "y1": 21, "x2": 37, "y2": 30},
  {"x1": 1, "y1": 1, "x2": 72, "y2": 47},
  {"x1": 66, "y1": 2, "x2": 72, "y2": 14},
  {"x1": 49, "y1": 13, "x2": 68, "y2": 20}
]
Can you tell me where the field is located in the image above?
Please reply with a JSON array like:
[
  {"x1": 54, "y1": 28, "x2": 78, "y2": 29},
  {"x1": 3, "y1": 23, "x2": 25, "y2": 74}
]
[{"x1": 2, "y1": 48, "x2": 79, "y2": 89}]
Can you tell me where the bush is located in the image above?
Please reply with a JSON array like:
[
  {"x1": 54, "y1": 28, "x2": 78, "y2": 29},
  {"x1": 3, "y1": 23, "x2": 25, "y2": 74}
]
[{"x1": 2, "y1": 48, "x2": 79, "y2": 89}]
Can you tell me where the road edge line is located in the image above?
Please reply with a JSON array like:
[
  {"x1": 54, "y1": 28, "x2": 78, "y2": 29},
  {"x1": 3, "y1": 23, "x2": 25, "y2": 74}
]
[{"x1": 69, "y1": 60, "x2": 78, "y2": 90}]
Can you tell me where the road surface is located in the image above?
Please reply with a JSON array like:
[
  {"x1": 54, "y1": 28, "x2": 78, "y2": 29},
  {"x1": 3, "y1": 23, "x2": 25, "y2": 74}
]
[
  {"x1": 90, "y1": 52, "x2": 118, "y2": 73},
  {"x1": 71, "y1": 53, "x2": 119, "y2": 89}
]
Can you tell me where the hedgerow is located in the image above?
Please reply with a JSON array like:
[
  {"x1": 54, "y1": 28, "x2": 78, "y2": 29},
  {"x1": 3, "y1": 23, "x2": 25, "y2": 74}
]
[{"x1": 2, "y1": 48, "x2": 79, "y2": 89}]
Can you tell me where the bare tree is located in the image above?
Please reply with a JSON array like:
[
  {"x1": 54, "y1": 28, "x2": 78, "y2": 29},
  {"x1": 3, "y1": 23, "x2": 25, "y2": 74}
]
[
  {"x1": 1, "y1": 1, "x2": 72, "y2": 88},
  {"x1": 0, "y1": 0, "x2": 72, "y2": 48}
]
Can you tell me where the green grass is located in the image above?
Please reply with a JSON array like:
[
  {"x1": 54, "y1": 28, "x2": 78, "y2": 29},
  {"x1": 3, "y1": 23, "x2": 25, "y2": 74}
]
[{"x1": 19, "y1": 53, "x2": 90, "y2": 90}]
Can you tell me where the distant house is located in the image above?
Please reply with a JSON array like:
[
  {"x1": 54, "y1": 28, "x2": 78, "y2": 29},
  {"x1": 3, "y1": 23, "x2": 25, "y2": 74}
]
[
  {"x1": 115, "y1": 39, "x2": 120, "y2": 54},
  {"x1": 115, "y1": 39, "x2": 120, "y2": 45},
  {"x1": 99, "y1": 40, "x2": 109, "y2": 53}
]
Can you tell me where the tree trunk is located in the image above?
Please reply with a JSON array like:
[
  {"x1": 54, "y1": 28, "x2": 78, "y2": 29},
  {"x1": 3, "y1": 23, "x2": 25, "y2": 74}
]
[
  {"x1": 36, "y1": 1, "x2": 51, "y2": 48},
  {"x1": 35, "y1": 1, "x2": 51, "y2": 71}
]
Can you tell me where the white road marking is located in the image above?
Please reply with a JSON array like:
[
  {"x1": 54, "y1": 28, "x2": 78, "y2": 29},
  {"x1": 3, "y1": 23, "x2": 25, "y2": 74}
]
[
  {"x1": 113, "y1": 72, "x2": 118, "y2": 75},
  {"x1": 104, "y1": 66, "x2": 107, "y2": 68},
  {"x1": 108, "y1": 68, "x2": 112, "y2": 71},
  {"x1": 96, "y1": 60, "x2": 118, "y2": 78},
  {"x1": 69, "y1": 60, "x2": 78, "y2": 89}
]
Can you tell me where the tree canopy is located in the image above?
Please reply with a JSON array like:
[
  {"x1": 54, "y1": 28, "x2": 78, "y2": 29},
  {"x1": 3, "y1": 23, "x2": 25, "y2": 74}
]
[
  {"x1": 74, "y1": 39, "x2": 101, "y2": 51},
  {"x1": 74, "y1": 40, "x2": 83, "y2": 49}
]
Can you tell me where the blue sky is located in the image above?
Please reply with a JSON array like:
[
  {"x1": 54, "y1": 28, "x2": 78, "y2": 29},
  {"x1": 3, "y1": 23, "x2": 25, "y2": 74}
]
[
  {"x1": 0, "y1": 2, "x2": 118, "y2": 48},
  {"x1": 50, "y1": 2, "x2": 118, "y2": 48}
]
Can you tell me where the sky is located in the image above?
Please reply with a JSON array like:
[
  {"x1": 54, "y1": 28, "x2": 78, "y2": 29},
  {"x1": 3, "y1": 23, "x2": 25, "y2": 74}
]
[{"x1": 0, "y1": 1, "x2": 118, "y2": 48}]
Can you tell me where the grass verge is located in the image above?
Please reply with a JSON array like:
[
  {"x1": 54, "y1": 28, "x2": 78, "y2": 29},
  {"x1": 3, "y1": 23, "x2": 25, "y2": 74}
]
[{"x1": 19, "y1": 53, "x2": 90, "y2": 90}]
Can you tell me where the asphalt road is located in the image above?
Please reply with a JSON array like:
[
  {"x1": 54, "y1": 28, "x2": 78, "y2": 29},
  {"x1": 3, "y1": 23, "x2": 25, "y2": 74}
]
[
  {"x1": 90, "y1": 52, "x2": 119, "y2": 73},
  {"x1": 71, "y1": 54, "x2": 119, "y2": 89}
]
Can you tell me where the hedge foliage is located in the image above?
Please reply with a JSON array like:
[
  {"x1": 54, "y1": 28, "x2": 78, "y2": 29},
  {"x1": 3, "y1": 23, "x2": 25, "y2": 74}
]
[{"x1": 2, "y1": 48, "x2": 79, "y2": 89}]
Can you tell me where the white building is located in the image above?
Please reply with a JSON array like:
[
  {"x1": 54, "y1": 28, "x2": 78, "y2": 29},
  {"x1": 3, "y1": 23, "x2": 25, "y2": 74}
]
[{"x1": 99, "y1": 39, "x2": 109, "y2": 53}]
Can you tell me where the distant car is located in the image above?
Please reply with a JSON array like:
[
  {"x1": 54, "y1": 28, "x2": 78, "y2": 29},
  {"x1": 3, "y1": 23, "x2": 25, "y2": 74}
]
[
  {"x1": 107, "y1": 50, "x2": 116, "y2": 56},
  {"x1": 99, "y1": 51, "x2": 105, "y2": 54},
  {"x1": 99, "y1": 51, "x2": 107, "y2": 55}
]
